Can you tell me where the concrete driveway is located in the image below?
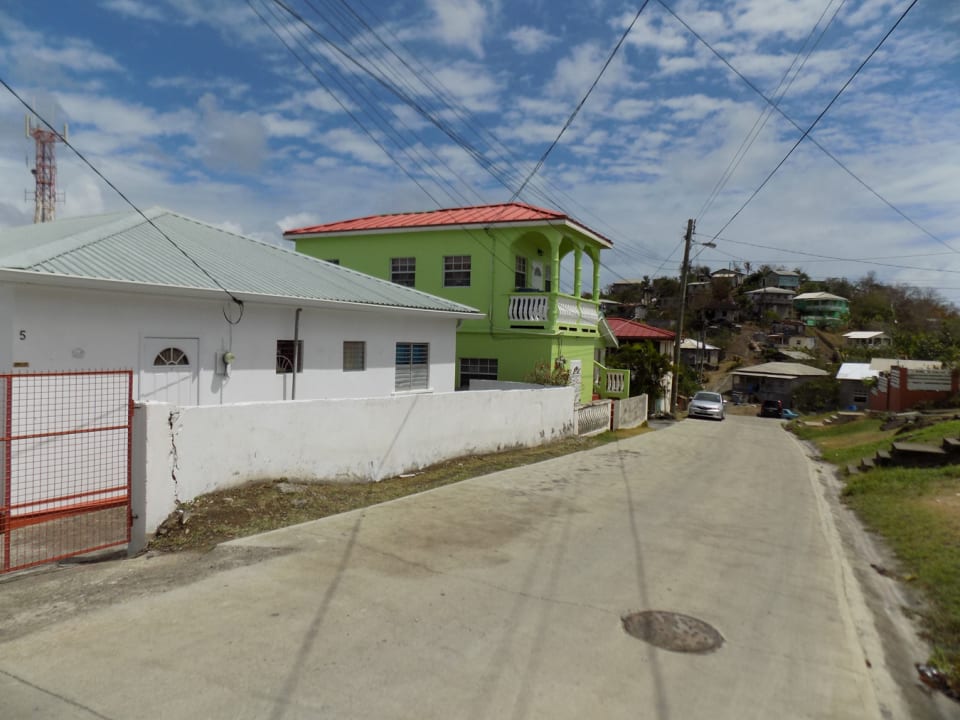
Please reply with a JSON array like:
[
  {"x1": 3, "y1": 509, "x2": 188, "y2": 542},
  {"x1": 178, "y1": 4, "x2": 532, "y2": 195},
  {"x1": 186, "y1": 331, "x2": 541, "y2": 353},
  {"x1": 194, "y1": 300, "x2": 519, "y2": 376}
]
[{"x1": 0, "y1": 417, "x2": 942, "y2": 718}]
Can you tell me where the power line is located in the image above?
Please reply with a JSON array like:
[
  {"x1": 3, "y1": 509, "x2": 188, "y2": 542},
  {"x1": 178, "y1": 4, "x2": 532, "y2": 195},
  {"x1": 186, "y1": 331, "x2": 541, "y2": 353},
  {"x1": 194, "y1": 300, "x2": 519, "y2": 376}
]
[
  {"x1": 250, "y1": 0, "x2": 467, "y2": 208},
  {"x1": 511, "y1": 0, "x2": 651, "y2": 201},
  {"x1": 700, "y1": 0, "x2": 921, "y2": 243},
  {"x1": 700, "y1": 231, "x2": 960, "y2": 276},
  {"x1": 0, "y1": 75, "x2": 245, "y2": 314},
  {"x1": 696, "y1": 0, "x2": 847, "y2": 222},
  {"x1": 655, "y1": 0, "x2": 950, "y2": 253}
]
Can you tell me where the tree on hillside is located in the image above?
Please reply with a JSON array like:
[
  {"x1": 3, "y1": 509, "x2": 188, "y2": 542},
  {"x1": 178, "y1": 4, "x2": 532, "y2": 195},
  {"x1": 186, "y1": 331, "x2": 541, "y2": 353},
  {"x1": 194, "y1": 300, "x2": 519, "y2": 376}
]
[{"x1": 606, "y1": 341, "x2": 671, "y2": 400}]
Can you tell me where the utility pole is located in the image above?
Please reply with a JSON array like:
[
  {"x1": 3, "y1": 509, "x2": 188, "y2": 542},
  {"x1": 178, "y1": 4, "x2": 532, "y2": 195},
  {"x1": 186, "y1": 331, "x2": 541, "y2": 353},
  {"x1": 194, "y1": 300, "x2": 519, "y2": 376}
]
[{"x1": 670, "y1": 219, "x2": 695, "y2": 416}]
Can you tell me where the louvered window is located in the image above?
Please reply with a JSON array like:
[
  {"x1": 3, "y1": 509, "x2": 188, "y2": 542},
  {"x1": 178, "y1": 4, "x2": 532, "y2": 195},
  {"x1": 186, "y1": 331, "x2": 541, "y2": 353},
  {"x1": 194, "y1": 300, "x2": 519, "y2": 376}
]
[{"x1": 395, "y1": 342, "x2": 429, "y2": 391}]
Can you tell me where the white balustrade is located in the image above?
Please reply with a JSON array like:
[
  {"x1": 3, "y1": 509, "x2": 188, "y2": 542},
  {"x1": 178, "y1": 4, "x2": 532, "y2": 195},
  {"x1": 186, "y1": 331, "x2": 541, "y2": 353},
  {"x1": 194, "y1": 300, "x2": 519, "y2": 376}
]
[
  {"x1": 508, "y1": 294, "x2": 549, "y2": 322},
  {"x1": 557, "y1": 297, "x2": 580, "y2": 325}
]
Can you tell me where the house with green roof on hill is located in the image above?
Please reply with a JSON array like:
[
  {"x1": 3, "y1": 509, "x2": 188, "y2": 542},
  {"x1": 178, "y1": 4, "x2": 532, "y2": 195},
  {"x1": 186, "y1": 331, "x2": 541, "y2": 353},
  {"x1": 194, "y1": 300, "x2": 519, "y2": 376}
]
[
  {"x1": 284, "y1": 202, "x2": 626, "y2": 404},
  {"x1": 793, "y1": 292, "x2": 850, "y2": 327}
]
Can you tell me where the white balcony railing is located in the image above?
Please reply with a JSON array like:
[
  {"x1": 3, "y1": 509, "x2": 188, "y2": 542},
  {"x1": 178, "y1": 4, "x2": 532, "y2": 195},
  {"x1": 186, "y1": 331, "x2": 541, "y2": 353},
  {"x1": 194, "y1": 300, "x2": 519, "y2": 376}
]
[
  {"x1": 507, "y1": 293, "x2": 602, "y2": 328},
  {"x1": 508, "y1": 294, "x2": 549, "y2": 322},
  {"x1": 557, "y1": 296, "x2": 580, "y2": 325},
  {"x1": 580, "y1": 303, "x2": 600, "y2": 325}
]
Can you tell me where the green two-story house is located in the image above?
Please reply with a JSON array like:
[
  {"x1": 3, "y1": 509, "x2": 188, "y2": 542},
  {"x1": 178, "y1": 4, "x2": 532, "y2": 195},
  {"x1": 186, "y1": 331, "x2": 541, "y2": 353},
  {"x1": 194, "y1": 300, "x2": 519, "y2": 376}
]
[
  {"x1": 284, "y1": 202, "x2": 622, "y2": 404},
  {"x1": 793, "y1": 292, "x2": 850, "y2": 327}
]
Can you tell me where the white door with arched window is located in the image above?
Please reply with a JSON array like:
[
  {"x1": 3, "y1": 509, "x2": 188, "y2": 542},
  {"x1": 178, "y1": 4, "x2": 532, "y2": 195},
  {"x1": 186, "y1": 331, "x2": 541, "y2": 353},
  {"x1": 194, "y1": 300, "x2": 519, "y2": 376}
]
[{"x1": 140, "y1": 337, "x2": 199, "y2": 405}]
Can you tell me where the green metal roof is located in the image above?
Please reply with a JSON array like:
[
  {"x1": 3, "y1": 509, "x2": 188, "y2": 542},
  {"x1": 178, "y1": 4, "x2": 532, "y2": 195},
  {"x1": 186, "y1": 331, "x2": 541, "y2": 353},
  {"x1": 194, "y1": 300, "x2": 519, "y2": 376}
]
[{"x1": 0, "y1": 208, "x2": 482, "y2": 316}]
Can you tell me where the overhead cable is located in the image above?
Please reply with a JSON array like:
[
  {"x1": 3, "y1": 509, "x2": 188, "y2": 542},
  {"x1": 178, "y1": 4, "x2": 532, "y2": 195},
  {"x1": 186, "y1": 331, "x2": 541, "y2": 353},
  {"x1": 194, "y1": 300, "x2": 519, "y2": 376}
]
[
  {"x1": 0, "y1": 75, "x2": 245, "y2": 314},
  {"x1": 511, "y1": 0, "x2": 651, "y2": 201},
  {"x1": 656, "y1": 0, "x2": 948, "y2": 252}
]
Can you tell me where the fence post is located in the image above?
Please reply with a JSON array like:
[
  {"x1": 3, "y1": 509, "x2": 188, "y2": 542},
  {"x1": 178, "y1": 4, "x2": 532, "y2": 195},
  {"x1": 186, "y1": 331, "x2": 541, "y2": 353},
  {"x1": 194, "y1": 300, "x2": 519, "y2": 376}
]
[{"x1": 128, "y1": 404, "x2": 147, "y2": 556}]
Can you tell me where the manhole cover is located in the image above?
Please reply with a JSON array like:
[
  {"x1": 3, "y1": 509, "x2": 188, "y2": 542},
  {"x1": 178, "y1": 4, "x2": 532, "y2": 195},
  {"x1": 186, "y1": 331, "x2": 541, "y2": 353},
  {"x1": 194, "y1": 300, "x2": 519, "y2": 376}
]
[{"x1": 621, "y1": 610, "x2": 724, "y2": 653}]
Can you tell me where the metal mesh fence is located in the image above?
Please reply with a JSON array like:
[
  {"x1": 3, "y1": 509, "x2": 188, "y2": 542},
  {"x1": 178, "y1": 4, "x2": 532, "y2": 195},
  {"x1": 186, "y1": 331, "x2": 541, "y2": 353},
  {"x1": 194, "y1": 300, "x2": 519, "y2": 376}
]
[{"x1": 1, "y1": 371, "x2": 132, "y2": 573}]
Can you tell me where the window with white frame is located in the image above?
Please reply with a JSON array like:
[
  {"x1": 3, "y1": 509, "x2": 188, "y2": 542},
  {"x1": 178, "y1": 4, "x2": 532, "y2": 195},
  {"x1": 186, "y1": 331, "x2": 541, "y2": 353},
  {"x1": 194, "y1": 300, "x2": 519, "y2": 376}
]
[
  {"x1": 515, "y1": 256, "x2": 527, "y2": 289},
  {"x1": 391, "y1": 257, "x2": 416, "y2": 287},
  {"x1": 443, "y1": 255, "x2": 471, "y2": 287},
  {"x1": 395, "y1": 342, "x2": 429, "y2": 391},
  {"x1": 343, "y1": 341, "x2": 366, "y2": 371},
  {"x1": 459, "y1": 358, "x2": 498, "y2": 389}
]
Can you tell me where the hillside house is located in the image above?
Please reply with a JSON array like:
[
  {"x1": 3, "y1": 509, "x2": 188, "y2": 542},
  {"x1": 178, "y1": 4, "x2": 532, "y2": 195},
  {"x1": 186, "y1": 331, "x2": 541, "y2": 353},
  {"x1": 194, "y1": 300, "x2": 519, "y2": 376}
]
[
  {"x1": 836, "y1": 363, "x2": 879, "y2": 411},
  {"x1": 731, "y1": 361, "x2": 829, "y2": 407},
  {"x1": 763, "y1": 268, "x2": 801, "y2": 290},
  {"x1": 744, "y1": 287, "x2": 795, "y2": 322},
  {"x1": 793, "y1": 292, "x2": 849, "y2": 327},
  {"x1": 843, "y1": 330, "x2": 892, "y2": 349},
  {"x1": 710, "y1": 268, "x2": 744, "y2": 287},
  {"x1": 285, "y1": 203, "x2": 617, "y2": 404},
  {"x1": 0, "y1": 208, "x2": 481, "y2": 404},
  {"x1": 680, "y1": 337, "x2": 720, "y2": 372}
]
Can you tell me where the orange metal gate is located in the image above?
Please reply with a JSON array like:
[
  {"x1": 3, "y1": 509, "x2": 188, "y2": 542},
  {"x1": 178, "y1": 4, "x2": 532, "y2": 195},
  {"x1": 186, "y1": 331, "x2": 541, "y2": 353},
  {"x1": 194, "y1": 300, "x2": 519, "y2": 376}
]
[{"x1": 0, "y1": 370, "x2": 133, "y2": 574}]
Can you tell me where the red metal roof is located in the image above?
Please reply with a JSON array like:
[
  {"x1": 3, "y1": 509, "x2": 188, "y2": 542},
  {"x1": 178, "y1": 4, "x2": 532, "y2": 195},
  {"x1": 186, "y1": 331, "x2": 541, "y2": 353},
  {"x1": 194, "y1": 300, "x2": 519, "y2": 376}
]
[
  {"x1": 282, "y1": 202, "x2": 611, "y2": 245},
  {"x1": 606, "y1": 317, "x2": 675, "y2": 341}
]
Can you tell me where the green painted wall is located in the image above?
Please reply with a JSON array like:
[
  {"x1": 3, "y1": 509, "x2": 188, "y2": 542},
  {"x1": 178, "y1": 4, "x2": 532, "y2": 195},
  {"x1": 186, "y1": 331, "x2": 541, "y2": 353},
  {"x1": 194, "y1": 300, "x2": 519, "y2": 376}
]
[{"x1": 295, "y1": 224, "x2": 607, "y2": 404}]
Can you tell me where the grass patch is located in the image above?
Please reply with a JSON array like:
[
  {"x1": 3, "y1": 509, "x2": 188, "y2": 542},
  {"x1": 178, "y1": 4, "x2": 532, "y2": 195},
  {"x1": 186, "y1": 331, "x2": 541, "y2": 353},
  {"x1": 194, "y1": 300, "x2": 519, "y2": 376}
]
[
  {"x1": 149, "y1": 425, "x2": 650, "y2": 553},
  {"x1": 797, "y1": 416, "x2": 960, "y2": 696}
]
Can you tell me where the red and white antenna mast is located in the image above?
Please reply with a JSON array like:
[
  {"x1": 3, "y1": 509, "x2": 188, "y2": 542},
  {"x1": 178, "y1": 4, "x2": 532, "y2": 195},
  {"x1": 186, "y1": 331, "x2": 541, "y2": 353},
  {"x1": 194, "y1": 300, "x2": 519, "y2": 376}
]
[{"x1": 25, "y1": 116, "x2": 67, "y2": 224}]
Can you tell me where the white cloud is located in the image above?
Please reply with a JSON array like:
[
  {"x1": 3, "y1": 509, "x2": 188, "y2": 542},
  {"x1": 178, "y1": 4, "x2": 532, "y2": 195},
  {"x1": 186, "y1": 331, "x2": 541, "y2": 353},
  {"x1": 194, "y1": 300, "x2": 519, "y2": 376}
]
[
  {"x1": 277, "y1": 212, "x2": 322, "y2": 232},
  {"x1": 730, "y1": 0, "x2": 835, "y2": 41},
  {"x1": 195, "y1": 94, "x2": 268, "y2": 173},
  {"x1": 507, "y1": 25, "x2": 554, "y2": 54},
  {"x1": 0, "y1": 13, "x2": 122, "y2": 78},
  {"x1": 429, "y1": 61, "x2": 503, "y2": 112},
  {"x1": 610, "y1": 98, "x2": 656, "y2": 121},
  {"x1": 263, "y1": 113, "x2": 314, "y2": 139},
  {"x1": 149, "y1": 75, "x2": 250, "y2": 100},
  {"x1": 99, "y1": 0, "x2": 166, "y2": 22},
  {"x1": 425, "y1": 0, "x2": 490, "y2": 58},
  {"x1": 841, "y1": 0, "x2": 898, "y2": 28},
  {"x1": 320, "y1": 127, "x2": 393, "y2": 166},
  {"x1": 548, "y1": 42, "x2": 631, "y2": 101},
  {"x1": 55, "y1": 92, "x2": 194, "y2": 141},
  {"x1": 622, "y1": 13, "x2": 689, "y2": 53}
]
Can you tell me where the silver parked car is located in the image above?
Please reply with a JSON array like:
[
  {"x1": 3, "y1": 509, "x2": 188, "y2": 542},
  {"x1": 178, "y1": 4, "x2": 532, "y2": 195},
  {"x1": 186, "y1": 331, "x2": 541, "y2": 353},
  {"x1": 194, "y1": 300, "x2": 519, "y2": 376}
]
[{"x1": 688, "y1": 391, "x2": 725, "y2": 421}]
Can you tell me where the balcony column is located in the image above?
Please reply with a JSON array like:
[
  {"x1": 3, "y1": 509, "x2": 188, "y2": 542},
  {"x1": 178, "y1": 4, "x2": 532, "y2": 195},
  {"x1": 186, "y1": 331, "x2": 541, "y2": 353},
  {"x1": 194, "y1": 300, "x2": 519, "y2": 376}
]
[
  {"x1": 589, "y1": 248, "x2": 601, "y2": 299},
  {"x1": 547, "y1": 232, "x2": 561, "y2": 331},
  {"x1": 573, "y1": 243, "x2": 583, "y2": 298}
]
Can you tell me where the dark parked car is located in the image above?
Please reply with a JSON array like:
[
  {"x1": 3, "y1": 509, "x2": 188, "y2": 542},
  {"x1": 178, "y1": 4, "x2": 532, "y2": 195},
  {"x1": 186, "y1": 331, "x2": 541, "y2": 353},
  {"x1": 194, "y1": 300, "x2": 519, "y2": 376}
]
[{"x1": 759, "y1": 399, "x2": 783, "y2": 418}]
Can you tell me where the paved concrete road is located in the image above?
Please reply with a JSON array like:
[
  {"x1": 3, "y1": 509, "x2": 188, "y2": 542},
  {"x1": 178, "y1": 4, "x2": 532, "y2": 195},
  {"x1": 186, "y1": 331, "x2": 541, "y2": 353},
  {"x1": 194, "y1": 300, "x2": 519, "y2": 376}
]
[{"x1": 0, "y1": 417, "x2": 935, "y2": 718}]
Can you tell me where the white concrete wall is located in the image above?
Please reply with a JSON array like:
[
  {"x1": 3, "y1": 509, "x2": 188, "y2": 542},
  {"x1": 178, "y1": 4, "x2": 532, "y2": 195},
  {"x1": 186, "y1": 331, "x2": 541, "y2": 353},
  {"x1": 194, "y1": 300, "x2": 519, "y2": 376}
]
[
  {"x1": 3, "y1": 280, "x2": 459, "y2": 403},
  {"x1": 612, "y1": 394, "x2": 648, "y2": 430},
  {"x1": 132, "y1": 386, "x2": 576, "y2": 539}
]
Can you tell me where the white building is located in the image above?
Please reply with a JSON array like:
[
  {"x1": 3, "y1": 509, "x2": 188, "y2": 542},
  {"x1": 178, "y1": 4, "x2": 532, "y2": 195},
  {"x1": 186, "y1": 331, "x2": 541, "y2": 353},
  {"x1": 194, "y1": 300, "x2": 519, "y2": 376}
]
[
  {"x1": 0, "y1": 208, "x2": 483, "y2": 404},
  {"x1": 843, "y1": 330, "x2": 892, "y2": 348}
]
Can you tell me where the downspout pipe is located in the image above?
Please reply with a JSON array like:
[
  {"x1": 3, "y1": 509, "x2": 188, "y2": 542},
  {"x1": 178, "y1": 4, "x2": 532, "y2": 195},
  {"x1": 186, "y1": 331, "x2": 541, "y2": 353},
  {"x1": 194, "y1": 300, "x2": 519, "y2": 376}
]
[{"x1": 292, "y1": 307, "x2": 302, "y2": 400}]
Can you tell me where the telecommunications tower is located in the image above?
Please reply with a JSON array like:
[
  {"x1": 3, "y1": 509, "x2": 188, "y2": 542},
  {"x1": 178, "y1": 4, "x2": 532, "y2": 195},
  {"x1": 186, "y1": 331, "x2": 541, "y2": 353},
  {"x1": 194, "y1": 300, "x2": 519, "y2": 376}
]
[{"x1": 26, "y1": 116, "x2": 67, "y2": 223}]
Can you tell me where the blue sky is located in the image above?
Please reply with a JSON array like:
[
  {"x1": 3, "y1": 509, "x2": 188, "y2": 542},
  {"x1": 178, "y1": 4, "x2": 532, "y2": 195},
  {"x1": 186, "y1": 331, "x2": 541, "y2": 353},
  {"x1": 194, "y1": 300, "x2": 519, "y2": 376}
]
[{"x1": 1, "y1": 0, "x2": 958, "y2": 302}]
